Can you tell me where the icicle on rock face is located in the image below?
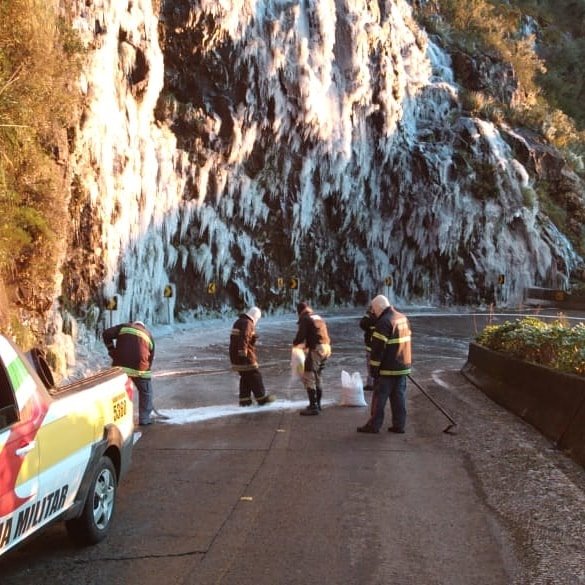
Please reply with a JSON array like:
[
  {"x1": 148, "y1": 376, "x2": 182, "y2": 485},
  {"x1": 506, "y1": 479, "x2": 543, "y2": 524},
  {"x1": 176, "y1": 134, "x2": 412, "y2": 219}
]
[
  {"x1": 68, "y1": 0, "x2": 186, "y2": 324},
  {"x1": 68, "y1": 0, "x2": 582, "y2": 324}
]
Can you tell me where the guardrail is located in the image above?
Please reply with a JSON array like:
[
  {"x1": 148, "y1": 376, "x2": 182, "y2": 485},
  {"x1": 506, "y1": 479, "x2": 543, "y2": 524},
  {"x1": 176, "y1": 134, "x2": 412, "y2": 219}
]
[
  {"x1": 524, "y1": 287, "x2": 585, "y2": 309},
  {"x1": 461, "y1": 342, "x2": 585, "y2": 469}
]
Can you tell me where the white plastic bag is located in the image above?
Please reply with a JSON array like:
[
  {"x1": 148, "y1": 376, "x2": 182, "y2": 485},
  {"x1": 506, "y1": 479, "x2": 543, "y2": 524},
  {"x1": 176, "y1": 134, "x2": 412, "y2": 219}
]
[
  {"x1": 340, "y1": 370, "x2": 367, "y2": 407},
  {"x1": 290, "y1": 346, "x2": 305, "y2": 379}
]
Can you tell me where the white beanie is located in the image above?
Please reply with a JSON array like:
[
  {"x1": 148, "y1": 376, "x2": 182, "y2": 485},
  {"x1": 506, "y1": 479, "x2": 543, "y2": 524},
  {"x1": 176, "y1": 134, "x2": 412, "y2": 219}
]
[
  {"x1": 370, "y1": 295, "x2": 390, "y2": 318},
  {"x1": 246, "y1": 307, "x2": 261, "y2": 324}
]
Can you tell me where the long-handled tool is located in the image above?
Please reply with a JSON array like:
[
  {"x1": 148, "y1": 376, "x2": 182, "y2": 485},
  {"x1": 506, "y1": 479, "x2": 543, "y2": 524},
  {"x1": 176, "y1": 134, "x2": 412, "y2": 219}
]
[
  {"x1": 408, "y1": 374, "x2": 457, "y2": 434},
  {"x1": 152, "y1": 405, "x2": 169, "y2": 420}
]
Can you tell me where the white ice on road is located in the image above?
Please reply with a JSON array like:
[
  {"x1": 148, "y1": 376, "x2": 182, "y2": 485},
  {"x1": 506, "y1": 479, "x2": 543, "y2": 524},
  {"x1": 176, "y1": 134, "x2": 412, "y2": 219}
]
[{"x1": 156, "y1": 398, "x2": 343, "y2": 425}]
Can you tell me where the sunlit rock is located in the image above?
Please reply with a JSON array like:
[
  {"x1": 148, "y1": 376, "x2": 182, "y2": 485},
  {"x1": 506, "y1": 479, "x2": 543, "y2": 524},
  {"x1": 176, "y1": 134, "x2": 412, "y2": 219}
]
[{"x1": 63, "y1": 0, "x2": 584, "y2": 329}]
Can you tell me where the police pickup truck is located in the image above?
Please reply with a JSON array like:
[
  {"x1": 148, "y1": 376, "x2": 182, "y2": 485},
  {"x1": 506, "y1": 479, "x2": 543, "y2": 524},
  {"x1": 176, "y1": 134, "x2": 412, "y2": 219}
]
[{"x1": 0, "y1": 333, "x2": 134, "y2": 557}]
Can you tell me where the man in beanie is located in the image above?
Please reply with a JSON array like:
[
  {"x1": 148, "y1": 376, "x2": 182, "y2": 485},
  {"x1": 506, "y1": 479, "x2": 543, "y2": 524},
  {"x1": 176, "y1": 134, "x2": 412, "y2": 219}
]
[
  {"x1": 293, "y1": 302, "x2": 332, "y2": 415},
  {"x1": 230, "y1": 307, "x2": 275, "y2": 406},
  {"x1": 357, "y1": 295, "x2": 412, "y2": 434}
]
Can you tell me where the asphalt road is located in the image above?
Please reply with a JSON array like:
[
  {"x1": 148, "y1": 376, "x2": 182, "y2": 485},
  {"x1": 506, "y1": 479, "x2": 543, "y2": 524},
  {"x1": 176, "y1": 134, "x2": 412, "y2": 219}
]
[{"x1": 2, "y1": 307, "x2": 585, "y2": 584}]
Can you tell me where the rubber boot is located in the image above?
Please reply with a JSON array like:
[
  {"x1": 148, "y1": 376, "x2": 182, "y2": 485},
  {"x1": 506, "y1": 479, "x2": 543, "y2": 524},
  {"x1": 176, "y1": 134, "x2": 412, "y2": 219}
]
[
  {"x1": 257, "y1": 393, "x2": 276, "y2": 405},
  {"x1": 316, "y1": 387, "x2": 322, "y2": 411},
  {"x1": 300, "y1": 389, "x2": 319, "y2": 416}
]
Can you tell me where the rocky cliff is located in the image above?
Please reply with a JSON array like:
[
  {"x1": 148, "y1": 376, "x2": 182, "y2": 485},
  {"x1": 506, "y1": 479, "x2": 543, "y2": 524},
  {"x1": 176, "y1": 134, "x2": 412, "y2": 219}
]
[{"x1": 60, "y1": 0, "x2": 584, "y2": 332}]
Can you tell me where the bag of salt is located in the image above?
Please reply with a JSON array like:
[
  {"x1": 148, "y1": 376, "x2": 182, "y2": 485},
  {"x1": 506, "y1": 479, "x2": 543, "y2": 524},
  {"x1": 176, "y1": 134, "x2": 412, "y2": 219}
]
[
  {"x1": 290, "y1": 346, "x2": 305, "y2": 379},
  {"x1": 340, "y1": 370, "x2": 367, "y2": 407}
]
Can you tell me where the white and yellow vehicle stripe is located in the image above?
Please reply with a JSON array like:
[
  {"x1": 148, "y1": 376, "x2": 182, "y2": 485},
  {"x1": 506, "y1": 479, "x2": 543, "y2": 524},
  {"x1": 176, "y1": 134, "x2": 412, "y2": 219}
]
[{"x1": 1, "y1": 337, "x2": 133, "y2": 556}]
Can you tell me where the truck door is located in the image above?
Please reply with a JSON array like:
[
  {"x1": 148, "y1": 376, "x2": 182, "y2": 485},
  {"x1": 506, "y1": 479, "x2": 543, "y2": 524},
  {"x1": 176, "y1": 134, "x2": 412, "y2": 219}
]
[{"x1": 0, "y1": 344, "x2": 42, "y2": 554}]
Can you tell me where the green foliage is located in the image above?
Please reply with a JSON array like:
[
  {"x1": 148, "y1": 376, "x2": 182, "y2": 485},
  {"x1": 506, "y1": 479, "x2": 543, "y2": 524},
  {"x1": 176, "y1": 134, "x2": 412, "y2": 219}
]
[
  {"x1": 413, "y1": 0, "x2": 585, "y2": 165},
  {"x1": 422, "y1": 0, "x2": 544, "y2": 95},
  {"x1": 521, "y1": 186, "x2": 537, "y2": 209},
  {"x1": 0, "y1": 0, "x2": 81, "y2": 319},
  {"x1": 8, "y1": 314, "x2": 38, "y2": 350},
  {"x1": 476, "y1": 316, "x2": 585, "y2": 375},
  {"x1": 512, "y1": 0, "x2": 585, "y2": 128},
  {"x1": 459, "y1": 90, "x2": 487, "y2": 115},
  {"x1": 472, "y1": 161, "x2": 499, "y2": 199},
  {"x1": 538, "y1": 190, "x2": 568, "y2": 233}
]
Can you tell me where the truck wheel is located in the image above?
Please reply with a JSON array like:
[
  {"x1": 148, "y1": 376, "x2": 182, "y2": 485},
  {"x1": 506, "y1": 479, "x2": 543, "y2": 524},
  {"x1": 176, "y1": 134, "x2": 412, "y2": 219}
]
[{"x1": 66, "y1": 456, "x2": 117, "y2": 545}]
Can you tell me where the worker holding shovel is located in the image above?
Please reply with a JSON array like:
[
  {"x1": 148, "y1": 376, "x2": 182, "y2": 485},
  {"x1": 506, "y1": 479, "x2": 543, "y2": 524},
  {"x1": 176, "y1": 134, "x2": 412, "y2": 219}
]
[{"x1": 357, "y1": 295, "x2": 412, "y2": 434}]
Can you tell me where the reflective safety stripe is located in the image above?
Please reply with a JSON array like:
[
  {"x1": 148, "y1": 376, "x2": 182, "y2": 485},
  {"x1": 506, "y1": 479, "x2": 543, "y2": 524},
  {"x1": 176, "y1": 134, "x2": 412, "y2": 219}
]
[
  {"x1": 119, "y1": 326, "x2": 154, "y2": 350},
  {"x1": 379, "y1": 368, "x2": 411, "y2": 376},
  {"x1": 372, "y1": 331, "x2": 411, "y2": 345},
  {"x1": 370, "y1": 359, "x2": 381, "y2": 366},
  {"x1": 372, "y1": 331, "x2": 388, "y2": 342},
  {"x1": 386, "y1": 335, "x2": 411, "y2": 345},
  {"x1": 122, "y1": 366, "x2": 152, "y2": 379}
]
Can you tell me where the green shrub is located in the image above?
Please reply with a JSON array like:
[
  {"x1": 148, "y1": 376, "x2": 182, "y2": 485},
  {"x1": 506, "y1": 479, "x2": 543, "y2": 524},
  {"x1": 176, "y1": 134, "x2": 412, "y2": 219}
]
[
  {"x1": 476, "y1": 316, "x2": 585, "y2": 375},
  {"x1": 0, "y1": 0, "x2": 81, "y2": 331}
]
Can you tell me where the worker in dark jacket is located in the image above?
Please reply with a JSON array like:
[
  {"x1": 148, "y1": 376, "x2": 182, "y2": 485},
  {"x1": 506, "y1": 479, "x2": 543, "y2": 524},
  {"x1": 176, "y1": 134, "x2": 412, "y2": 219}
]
[
  {"x1": 359, "y1": 306, "x2": 376, "y2": 391},
  {"x1": 103, "y1": 320, "x2": 156, "y2": 426},
  {"x1": 293, "y1": 302, "x2": 332, "y2": 415},
  {"x1": 230, "y1": 307, "x2": 275, "y2": 407},
  {"x1": 357, "y1": 295, "x2": 412, "y2": 434}
]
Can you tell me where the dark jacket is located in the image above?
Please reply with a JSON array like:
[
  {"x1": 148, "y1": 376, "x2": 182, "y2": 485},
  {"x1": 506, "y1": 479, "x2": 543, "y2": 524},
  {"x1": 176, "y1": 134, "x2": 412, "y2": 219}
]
[
  {"x1": 359, "y1": 310, "x2": 376, "y2": 351},
  {"x1": 293, "y1": 308, "x2": 330, "y2": 350},
  {"x1": 229, "y1": 314, "x2": 259, "y2": 372},
  {"x1": 103, "y1": 322, "x2": 155, "y2": 379},
  {"x1": 369, "y1": 307, "x2": 412, "y2": 377}
]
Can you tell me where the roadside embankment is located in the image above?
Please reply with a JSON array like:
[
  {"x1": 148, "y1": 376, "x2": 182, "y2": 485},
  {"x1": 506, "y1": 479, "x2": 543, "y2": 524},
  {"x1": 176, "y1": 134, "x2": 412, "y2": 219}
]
[{"x1": 461, "y1": 342, "x2": 585, "y2": 469}]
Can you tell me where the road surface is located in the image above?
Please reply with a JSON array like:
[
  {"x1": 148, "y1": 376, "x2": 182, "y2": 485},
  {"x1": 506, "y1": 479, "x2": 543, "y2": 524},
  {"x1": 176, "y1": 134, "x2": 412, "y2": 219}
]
[{"x1": 2, "y1": 307, "x2": 584, "y2": 584}]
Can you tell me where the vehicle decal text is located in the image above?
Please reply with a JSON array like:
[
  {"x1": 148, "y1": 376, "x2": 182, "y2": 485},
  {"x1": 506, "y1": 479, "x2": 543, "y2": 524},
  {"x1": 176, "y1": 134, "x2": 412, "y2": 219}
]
[
  {"x1": 112, "y1": 393, "x2": 127, "y2": 422},
  {"x1": 0, "y1": 484, "x2": 68, "y2": 551}
]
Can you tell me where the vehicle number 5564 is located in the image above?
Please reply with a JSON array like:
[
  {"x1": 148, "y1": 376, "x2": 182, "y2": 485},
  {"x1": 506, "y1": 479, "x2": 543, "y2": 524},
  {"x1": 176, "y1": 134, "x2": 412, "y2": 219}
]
[{"x1": 113, "y1": 398, "x2": 127, "y2": 421}]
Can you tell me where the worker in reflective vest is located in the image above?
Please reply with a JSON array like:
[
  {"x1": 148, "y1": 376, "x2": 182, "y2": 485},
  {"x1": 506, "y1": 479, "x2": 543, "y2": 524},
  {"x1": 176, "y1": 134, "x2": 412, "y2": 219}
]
[
  {"x1": 103, "y1": 320, "x2": 155, "y2": 426},
  {"x1": 229, "y1": 307, "x2": 275, "y2": 407},
  {"x1": 357, "y1": 295, "x2": 412, "y2": 434}
]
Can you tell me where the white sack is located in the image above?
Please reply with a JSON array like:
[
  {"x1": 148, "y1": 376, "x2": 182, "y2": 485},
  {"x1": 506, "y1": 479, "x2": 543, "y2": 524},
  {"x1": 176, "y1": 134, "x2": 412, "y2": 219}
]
[
  {"x1": 290, "y1": 346, "x2": 305, "y2": 379},
  {"x1": 340, "y1": 370, "x2": 367, "y2": 407}
]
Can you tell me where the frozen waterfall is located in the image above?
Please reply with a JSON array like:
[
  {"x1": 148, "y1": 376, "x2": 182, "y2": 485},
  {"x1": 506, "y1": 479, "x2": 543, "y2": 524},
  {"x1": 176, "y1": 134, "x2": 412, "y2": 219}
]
[{"x1": 64, "y1": 0, "x2": 580, "y2": 327}]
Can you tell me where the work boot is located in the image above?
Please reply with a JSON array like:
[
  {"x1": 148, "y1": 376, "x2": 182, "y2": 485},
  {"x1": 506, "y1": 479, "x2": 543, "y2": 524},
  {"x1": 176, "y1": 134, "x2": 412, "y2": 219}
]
[
  {"x1": 388, "y1": 427, "x2": 405, "y2": 433},
  {"x1": 357, "y1": 424, "x2": 379, "y2": 434},
  {"x1": 257, "y1": 394, "x2": 276, "y2": 405},
  {"x1": 239, "y1": 397, "x2": 253, "y2": 407},
  {"x1": 300, "y1": 404, "x2": 319, "y2": 416},
  {"x1": 300, "y1": 389, "x2": 319, "y2": 416},
  {"x1": 316, "y1": 387, "x2": 323, "y2": 411}
]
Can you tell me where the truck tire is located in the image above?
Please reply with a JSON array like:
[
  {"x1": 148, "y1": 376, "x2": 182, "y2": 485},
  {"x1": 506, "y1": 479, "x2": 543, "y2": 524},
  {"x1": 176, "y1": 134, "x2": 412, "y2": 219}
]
[{"x1": 66, "y1": 456, "x2": 118, "y2": 545}]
